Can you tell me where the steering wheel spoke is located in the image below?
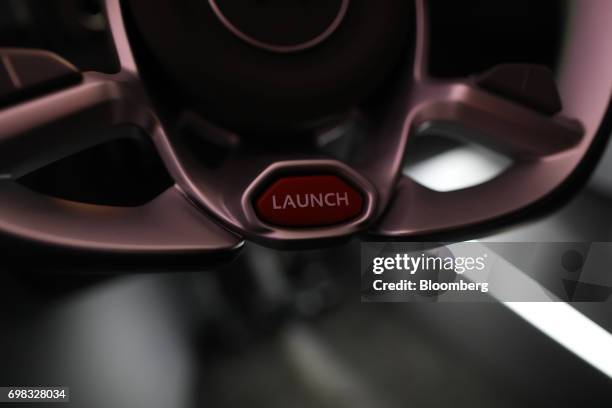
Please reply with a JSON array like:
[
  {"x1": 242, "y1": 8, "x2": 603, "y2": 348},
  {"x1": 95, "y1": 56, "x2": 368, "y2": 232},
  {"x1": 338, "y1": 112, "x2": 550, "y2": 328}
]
[
  {"x1": 0, "y1": 70, "x2": 149, "y2": 178},
  {"x1": 0, "y1": 0, "x2": 244, "y2": 261},
  {"x1": 408, "y1": 79, "x2": 584, "y2": 159},
  {"x1": 367, "y1": 0, "x2": 611, "y2": 238},
  {"x1": 0, "y1": 183, "x2": 242, "y2": 257}
]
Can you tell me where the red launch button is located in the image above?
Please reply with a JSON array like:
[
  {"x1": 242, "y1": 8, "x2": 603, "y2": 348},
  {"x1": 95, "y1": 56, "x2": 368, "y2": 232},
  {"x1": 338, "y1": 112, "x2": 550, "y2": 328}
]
[{"x1": 255, "y1": 175, "x2": 364, "y2": 227}]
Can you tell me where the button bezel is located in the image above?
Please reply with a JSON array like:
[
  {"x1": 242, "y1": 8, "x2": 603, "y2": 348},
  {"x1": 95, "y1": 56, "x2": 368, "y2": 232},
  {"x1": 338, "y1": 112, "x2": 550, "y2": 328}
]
[{"x1": 241, "y1": 160, "x2": 377, "y2": 243}]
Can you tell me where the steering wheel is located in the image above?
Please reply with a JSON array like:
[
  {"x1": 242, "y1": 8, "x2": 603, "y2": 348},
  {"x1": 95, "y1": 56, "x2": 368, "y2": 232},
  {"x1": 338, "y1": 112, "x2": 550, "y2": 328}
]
[{"x1": 0, "y1": 0, "x2": 611, "y2": 267}]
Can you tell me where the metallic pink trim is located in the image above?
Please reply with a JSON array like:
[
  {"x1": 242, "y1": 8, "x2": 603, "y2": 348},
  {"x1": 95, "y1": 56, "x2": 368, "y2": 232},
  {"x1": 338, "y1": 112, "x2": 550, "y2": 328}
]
[
  {"x1": 0, "y1": 0, "x2": 244, "y2": 256},
  {"x1": 0, "y1": 184, "x2": 242, "y2": 254},
  {"x1": 105, "y1": 0, "x2": 139, "y2": 73},
  {"x1": 370, "y1": 0, "x2": 612, "y2": 236},
  {"x1": 208, "y1": 0, "x2": 350, "y2": 53}
]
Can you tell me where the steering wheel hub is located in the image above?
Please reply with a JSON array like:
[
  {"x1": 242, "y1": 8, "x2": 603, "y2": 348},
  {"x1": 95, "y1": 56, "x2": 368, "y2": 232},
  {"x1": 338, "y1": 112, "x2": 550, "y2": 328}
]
[{"x1": 126, "y1": 0, "x2": 411, "y2": 133}]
